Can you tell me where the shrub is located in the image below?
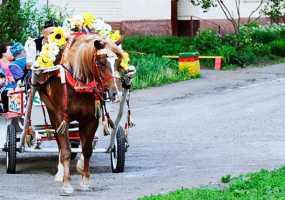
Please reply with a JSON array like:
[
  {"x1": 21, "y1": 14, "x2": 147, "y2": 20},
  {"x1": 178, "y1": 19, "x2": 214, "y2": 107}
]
[
  {"x1": 123, "y1": 35, "x2": 193, "y2": 56},
  {"x1": 251, "y1": 29, "x2": 280, "y2": 43},
  {"x1": 192, "y1": 30, "x2": 222, "y2": 53},
  {"x1": 270, "y1": 40, "x2": 285, "y2": 57},
  {"x1": 252, "y1": 43, "x2": 272, "y2": 57},
  {"x1": 233, "y1": 47, "x2": 257, "y2": 67},
  {"x1": 217, "y1": 45, "x2": 237, "y2": 66}
]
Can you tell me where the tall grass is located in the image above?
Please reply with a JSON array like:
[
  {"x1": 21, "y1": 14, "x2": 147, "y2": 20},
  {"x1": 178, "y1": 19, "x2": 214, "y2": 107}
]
[{"x1": 130, "y1": 54, "x2": 193, "y2": 90}]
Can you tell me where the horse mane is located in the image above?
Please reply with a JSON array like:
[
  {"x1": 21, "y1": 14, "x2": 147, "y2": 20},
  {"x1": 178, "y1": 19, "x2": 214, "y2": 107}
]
[
  {"x1": 62, "y1": 34, "x2": 126, "y2": 83},
  {"x1": 63, "y1": 34, "x2": 100, "y2": 83}
]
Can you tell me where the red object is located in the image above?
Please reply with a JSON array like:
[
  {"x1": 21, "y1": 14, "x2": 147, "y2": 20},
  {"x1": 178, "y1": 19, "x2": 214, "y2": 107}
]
[
  {"x1": 65, "y1": 71, "x2": 98, "y2": 93},
  {"x1": 0, "y1": 112, "x2": 22, "y2": 119},
  {"x1": 214, "y1": 57, "x2": 222, "y2": 70},
  {"x1": 179, "y1": 56, "x2": 199, "y2": 62}
]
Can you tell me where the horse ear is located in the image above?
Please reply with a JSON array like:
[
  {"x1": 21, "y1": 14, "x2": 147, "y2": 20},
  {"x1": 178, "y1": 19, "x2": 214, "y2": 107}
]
[{"x1": 94, "y1": 40, "x2": 105, "y2": 50}]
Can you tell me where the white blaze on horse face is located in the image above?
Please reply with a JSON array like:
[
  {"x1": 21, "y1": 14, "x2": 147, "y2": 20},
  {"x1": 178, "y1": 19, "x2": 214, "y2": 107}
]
[{"x1": 107, "y1": 56, "x2": 120, "y2": 99}]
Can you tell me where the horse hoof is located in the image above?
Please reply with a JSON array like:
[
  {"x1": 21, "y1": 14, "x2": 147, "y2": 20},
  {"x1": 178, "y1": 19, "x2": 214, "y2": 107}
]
[
  {"x1": 54, "y1": 173, "x2": 64, "y2": 182},
  {"x1": 79, "y1": 182, "x2": 91, "y2": 191},
  {"x1": 60, "y1": 184, "x2": 74, "y2": 196}
]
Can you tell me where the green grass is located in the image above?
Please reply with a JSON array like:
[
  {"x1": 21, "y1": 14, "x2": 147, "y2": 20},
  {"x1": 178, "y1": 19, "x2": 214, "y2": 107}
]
[
  {"x1": 130, "y1": 54, "x2": 197, "y2": 90},
  {"x1": 138, "y1": 166, "x2": 285, "y2": 200}
]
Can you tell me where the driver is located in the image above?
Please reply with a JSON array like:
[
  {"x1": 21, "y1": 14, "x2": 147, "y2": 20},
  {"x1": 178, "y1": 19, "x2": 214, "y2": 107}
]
[{"x1": 25, "y1": 20, "x2": 57, "y2": 69}]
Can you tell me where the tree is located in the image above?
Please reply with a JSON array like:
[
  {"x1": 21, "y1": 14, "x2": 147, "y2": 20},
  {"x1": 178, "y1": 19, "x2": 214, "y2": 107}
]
[
  {"x1": 0, "y1": 0, "x2": 70, "y2": 43},
  {"x1": 190, "y1": 0, "x2": 266, "y2": 33},
  {"x1": 263, "y1": 0, "x2": 285, "y2": 23}
]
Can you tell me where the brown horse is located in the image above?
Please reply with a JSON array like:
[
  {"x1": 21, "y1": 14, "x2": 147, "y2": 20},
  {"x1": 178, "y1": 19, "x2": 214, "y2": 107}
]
[{"x1": 32, "y1": 34, "x2": 126, "y2": 194}]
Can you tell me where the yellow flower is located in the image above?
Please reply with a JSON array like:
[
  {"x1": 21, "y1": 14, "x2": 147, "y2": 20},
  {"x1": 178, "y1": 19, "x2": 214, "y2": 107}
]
[
  {"x1": 83, "y1": 12, "x2": 96, "y2": 28},
  {"x1": 120, "y1": 52, "x2": 129, "y2": 71},
  {"x1": 110, "y1": 30, "x2": 121, "y2": 42},
  {"x1": 49, "y1": 27, "x2": 67, "y2": 47},
  {"x1": 36, "y1": 54, "x2": 54, "y2": 68}
]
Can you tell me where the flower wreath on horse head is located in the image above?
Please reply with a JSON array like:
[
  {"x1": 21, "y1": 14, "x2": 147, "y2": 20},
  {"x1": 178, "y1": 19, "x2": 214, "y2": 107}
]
[{"x1": 34, "y1": 12, "x2": 130, "y2": 73}]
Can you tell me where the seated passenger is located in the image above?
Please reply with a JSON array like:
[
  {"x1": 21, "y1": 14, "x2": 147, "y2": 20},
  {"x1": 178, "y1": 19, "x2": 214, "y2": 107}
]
[
  {"x1": 0, "y1": 43, "x2": 16, "y2": 112},
  {"x1": 9, "y1": 42, "x2": 27, "y2": 82},
  {"x1": 25, "y1": 20, "x2": 56, "y2": 69},
  {"x1": 0, "y1": 43, "x2": 14, "y2": 83}
]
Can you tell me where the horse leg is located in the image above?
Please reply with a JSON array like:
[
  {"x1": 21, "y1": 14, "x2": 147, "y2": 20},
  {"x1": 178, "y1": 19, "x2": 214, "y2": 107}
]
[
  {"x1": 76, "y1": 150, "x2": 84, "y2": 175},
  {"x1": 47, "y1": 112, "x2": 64, "y2": 182},
  {"x1": 77, "y1": 119, "x2": 98, "y2": 191},
  {"x1": 54, "y1": 137, "x2": 64, "y2": 182},
  {"x1": 57, "y1": 131, "x2": 73, "y2": 195}
]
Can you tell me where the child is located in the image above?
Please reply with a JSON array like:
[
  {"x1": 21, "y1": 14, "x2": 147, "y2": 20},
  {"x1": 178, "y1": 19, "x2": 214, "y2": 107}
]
[
  {"x1": 9, "y1": 42, "x2": 27, "y2": 82},
  {"x1": 0, "y1": 43, "x2": 17, "y2": 112}
]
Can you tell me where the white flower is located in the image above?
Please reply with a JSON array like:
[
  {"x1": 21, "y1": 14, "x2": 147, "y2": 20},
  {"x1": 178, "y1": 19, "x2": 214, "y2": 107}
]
[
  {"x1": 94, "y1": 18, "x2": 105, "y2": 31},
  {"x1": 62, "y1": 18, "x2": 72, "y2": 30},
  {"x1": 73, "y1": 15, "x2": 84, "y2": 27},
  {"x1": 103, "y1": 23, "x2": 112, "y2": 33}
]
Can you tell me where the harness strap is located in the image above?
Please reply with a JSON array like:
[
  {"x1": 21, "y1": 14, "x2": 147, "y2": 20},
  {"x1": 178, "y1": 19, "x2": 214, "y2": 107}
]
[
  {"x1": 40, "y1": 100, "x2": 49, "y2": 130},
  {"x1": 63, "y1": 82, "x2": 69, "y2": 121}
]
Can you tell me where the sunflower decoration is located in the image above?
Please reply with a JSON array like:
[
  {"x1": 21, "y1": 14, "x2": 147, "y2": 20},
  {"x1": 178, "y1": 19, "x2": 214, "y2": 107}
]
[
  {"x1": 42, "y1": 42, "x2": 60, "y2": 58},
  {"x1": 120, "y1": 52, "x2": 130, "y2": 71},
  {"x1": 110, "y1": 30, "x2": 121, "y2": 43},
  {"x1": 49, "y1": 27, "x2": 67, "y2": 47},
  {"x1": 36, "y1": 54, "x2": 54, "y2": 68},
  {"x1": 83, "y1": 12, "x2": 96, "y2": 28}
]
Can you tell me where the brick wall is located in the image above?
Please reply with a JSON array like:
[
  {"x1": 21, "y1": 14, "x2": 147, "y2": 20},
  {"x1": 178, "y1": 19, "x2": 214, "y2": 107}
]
[
  {"x1": 109, "y1": 20, "x2": 172, "y2": 36},
  {"x1": 199, "y1": 17, "x2": 271, "y2": 35}
]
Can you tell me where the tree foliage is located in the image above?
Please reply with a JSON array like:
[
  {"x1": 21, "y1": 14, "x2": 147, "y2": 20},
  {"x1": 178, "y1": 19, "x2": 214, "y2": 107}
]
[
  {"x1": 263, "y1": 0, "x2": 285, "y2": 23},
  {"x1": 0, "y1": 0, "x2": 70, "y2": 43},
  {"x1": 187, "y1": 0, "x2": 272, "y2": 33}
]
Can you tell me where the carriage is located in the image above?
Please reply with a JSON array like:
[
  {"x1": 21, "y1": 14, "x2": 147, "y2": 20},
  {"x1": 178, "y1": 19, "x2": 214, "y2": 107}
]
[{"x1": 0, "y1": 66, "x2": 135, "y2": 175}]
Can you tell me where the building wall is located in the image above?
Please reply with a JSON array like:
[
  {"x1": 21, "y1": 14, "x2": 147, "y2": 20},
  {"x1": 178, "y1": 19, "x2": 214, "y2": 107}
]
[
  {"x1": 48, "y1": 0, "x2": 122, "y2": 21},
  {"x1": 48, "y1": 0, "x2": 171, "y2": 21},
  {"x1": 178, "y1": 0, "x2": 264, "y2": 20},
  {"x1": 177, "y1": 0, "x2": 268, "y2": 34},
  {"x1": 121, "y1": 0, "x2": 171, "y2": 21},
  {"x1": 48, "y1": 0, "x2": 172, "y2": 35}
]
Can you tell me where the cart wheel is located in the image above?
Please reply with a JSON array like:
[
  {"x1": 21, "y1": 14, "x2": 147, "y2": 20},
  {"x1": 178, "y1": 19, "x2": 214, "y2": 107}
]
[
  {"x1": 71, "y1": 142, "x2": 79, "y2": 160},
  {"x1": 6, "y1": 124, "x2": 16, "y2": 174},
  {"x1": 110, "y1": 126, "x2": 125, "y2": 173}
]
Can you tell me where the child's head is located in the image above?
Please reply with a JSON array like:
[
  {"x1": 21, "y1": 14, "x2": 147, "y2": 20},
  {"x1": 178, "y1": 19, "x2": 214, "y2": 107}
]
[
  {"x1": 10, "y1": 42, "x2": 25, "y2": 58},
  {"x1": 0, "y1": 43, "x2": 13, "y2": 61}
]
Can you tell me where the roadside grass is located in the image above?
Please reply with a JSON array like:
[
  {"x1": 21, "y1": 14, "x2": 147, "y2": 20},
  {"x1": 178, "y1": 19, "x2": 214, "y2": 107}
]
[
  {"x1": 138, "y1": 166, "x2": 285, "y2": 200},
  {"x1": 130, "y1": 54, "x2": 196, "y2": 90}
]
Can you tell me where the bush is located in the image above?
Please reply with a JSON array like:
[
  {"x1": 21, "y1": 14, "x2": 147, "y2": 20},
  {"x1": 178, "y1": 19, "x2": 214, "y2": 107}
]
[
  {"x1": 217, "y1": 45, "x2": 237, "y2": 66},
  {"x1": 252, "y1": 43, "x2": 272, "y2": 57},
  {"x1": 123, "y1": 24, "x2": 285, "y2": 71},
  {"x1": 123, "y1": 35, "x2": 193, "y2": 56},
  {"x1": 270, "y1": 40, "x2": 285, "y2": 57},
  {"x1": 233, "y1": 47, "x2": 257, "y2": 67},
  {"x1": 251, "y1": 29, "x2": 280, "y2": 43},
  {"x1": 192, "y1": 30, "x2": 222, "y2": 54}
]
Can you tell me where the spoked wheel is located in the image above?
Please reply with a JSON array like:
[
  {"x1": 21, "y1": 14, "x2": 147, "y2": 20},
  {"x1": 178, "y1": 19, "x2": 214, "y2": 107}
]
[
  {"x1": 6, "y1": 124, "x2": 16, "y2": 174},
  {"x1": 110, "y1": 126, "x2": 126, "y2": 173}
]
